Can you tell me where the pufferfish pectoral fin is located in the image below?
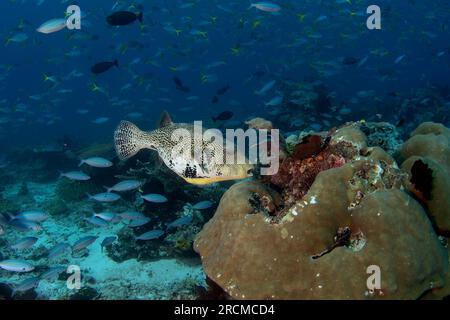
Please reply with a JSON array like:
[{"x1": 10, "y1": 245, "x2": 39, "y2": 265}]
[{"x1": 114, "y1": 121, "x2": 156, "y2": 160}]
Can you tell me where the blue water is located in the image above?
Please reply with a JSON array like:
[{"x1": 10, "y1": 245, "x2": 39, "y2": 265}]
[
  {"x1": 0, "y1": 0, "x2": 449, "y2": 148},
  {"x1": 0, "y1": 0, "x2": 450, "y2": 300}
]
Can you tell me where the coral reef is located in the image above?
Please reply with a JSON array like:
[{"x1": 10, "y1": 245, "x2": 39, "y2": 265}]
[
  {"x1": 55, "y1": 180, "x2": 103, "y2": 203},
  {"x1": 194, "y1": 122, "x2": 449, "y2": 300},
  {"x1": 359, "y1": 121, "x2": 403, "y2": 156},
  {"x1": 400, "y1": 122, "x2": 450, "y2": 233}
]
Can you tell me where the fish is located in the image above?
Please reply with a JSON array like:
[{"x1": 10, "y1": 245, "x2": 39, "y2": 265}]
[
  {"x1": 141, "y1": 194, "x2": 168, "y2": 203},
  {"x1": 107, "y1": 11, "x2": 143, "y2": 26},
  {"x1": 119, "y1": 211, "x2": 146, "y2": 220},
  {"x1": 92, "y1": 117, "x2": 110, "y2": 124},
  {"x1": 47, "y1": 243, "x2": 71, "y2": 260},
  {"x1": 135, "y1": 230, "x2": 165, "y2": 241},
  {"x1": 11, "y1": 277, "x2": 40, "y2": 297},
  {"x1": 40, "y1": 266, "x2": 66, "y2": 280},
  {"x1": 72, "y1": 236, "x2": 98, "y2": 252},
  {"x1": 79, "y1": 157, "x2": 113, "y2": 168},
  {"x1": 395, "y1": 55, "x2": 406, "y2": 64},
  {"x1": 173, "y1": 77, "x2": 190, "y2": 93},
  {"x1": 84, "y1": 216, "x2": 109, "y2": 227},
  {"x1": 249, "y1": 2, "x2": 281, "y2": 12},
  {"x1": 104, "y1": 180, "x2": 143, "y2": 193},
  {"x1": 14, "y1": 211, "x2": 48, "y2": 222},
  {"x1": 59, "y1": 171, "x2": 91, "y2": 181},
  {"x1": 166, "y1": 215, "x2": 193, "y2": 229},
  {"x1": 10, "y1": 237, "x2": 38, "y2": 250},
  {"x1": 192, "y1": 200, "x2": 214, "y2": 210},
  {"x1": 36, "y1": 18, "x2": 67, "y2": 34},
  {"x1": 126, "y1": 217, "x2": 151, "y2": 228},
  {"x1": 212, "y1": 111, "x2": 233, "y2": 122},
  {"x1": 101, "y1": 236, "x2": 117, "y2": 252},
  {"x1": 88, "y1": 192, "x2": 121, "y2": 202},
  {"x1": 5, "y1": 33, "x2": 28, "y2": 45},
  {"x1": 0, "y1": 260, "x2": 34, "y2": 272},
  {"x1": 94, "y1": 212, "x2": 117, "y2": 222},
  {"x1": 0, "y1": 224, "x2": 4, "y2": 236},
  {"x1": 91, "y1": 60, "x2": 119, "y2": 74},
  {"x1": 265, "y1": 96, "x2": 283, "y2": 107},
  {"x1": 9, "y1": 219, "x2": 42, "y2": 232},
  {"x1": 114, "y1": 112, "x2": 253, "y2": 185},
  {"x1": 255, "y1": 80, "x2": 276, "y2": 95}
]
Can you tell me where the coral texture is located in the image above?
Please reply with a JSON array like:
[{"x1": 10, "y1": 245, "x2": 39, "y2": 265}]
[
  {"x1": 400, "y1": 122, "x2": 450, "y2": 233},
  {"x1": 194, "y1": 123, "x2": 449, "y2": 299}
]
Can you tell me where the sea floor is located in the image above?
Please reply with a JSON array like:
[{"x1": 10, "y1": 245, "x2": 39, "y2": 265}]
[{"x1": 0, "y1": 180, "x2": 206, "y2": 300}]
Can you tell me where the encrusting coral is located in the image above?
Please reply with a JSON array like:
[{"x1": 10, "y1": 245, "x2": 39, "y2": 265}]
[{"x1": 194, "y1": 122, "x2": 449, "y2": 300}]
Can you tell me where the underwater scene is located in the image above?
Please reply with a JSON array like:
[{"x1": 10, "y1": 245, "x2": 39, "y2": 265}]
[{"x1": 0, "y1": 0, "x2": 449, "y2": 302}]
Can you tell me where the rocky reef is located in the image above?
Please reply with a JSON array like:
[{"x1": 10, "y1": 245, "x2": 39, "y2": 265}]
[{"x1": 194, "y1": 122, "x2": 450, "y2": 300}]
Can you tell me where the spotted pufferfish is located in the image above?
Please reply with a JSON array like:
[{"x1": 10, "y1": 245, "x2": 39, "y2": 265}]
[{"x1": 114, "y1": 112, "x2": 254, "y2": 185}]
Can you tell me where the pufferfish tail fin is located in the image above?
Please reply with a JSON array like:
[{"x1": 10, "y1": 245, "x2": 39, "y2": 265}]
[{"x1": 114, "y1": 121, "x2": 156, "y2": 161}]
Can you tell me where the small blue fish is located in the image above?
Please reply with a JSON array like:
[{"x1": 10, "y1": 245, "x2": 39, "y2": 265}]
[
  {"x1": 88, "y1": 192, "x2": 121, "y2": 202},
  {"x1": 11, "y1": 277, "x2": 40, "y2": 297},
  {"x1": 104, "y1": 180, "x2": 143, "y2": 193},
  {"x1": 72, "y1": 236, "x2": 98, "y2": 252},
  {"x1": 0, "y1": 260, "x2": 34, "y2": 272},
  {"x1": 141, "y1": 193, "x2": 168, "y2": 203},
  {"x1": 79, "y1": 157, "x2": 113, "y2": 168},
  {"x1": 40, "y1": 266, "x2": 66, "y2": 280},
  {"x1": 167, "y1": 215, "x2": 193, "y2": 229},
  {"x1": 48, "y1": 243, "x2": 71, "y2": 260},
  {"x1": 135, "y1": 230, "x2": 165, "y2": 241},
  {"x1": 192, "y1": 200, "x2": 214, "y2": 210},
  {"x1": 101, "y1": 236, "x2": 118, "y2": 252},
  {"x1": 60, "y1": 171, "x2": 91, "y2": 181},
  {"x1": 10, "y1": 237, "x2": 38, "y2": 250},
  {"x1": 126, "y1": 217, "x2": 151, "y2": 228},
  {"x1": 15, "y1": 211, "x2": 48, "y2": 222},
  {"x1": 84, "y1": 216, "x2": 109, "y2": 227},
  {"x1": 119, "y1": 211, "x2": 146, "y2": 220}
]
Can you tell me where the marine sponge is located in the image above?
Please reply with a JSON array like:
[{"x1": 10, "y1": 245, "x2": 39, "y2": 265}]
[{"x1": 194, "y1": 123, "x2": 449, "y2": 300}]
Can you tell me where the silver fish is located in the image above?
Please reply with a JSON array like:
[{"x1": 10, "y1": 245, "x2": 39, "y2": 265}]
[
  {"x1": 72, "y1": 236, "x2": 98, "y2": 252},
  {"x1": 15, "y1": 211, "x2": 48, "y2": 222},
  {"x1": 79, "y1": 157, "x2": 113, "y2": 168},
  {"x1": 48, "y1": 242, "x2": 71, "y2": 260},
  {"x1": 59, "y1": 171, "x2": 91, "y2": 181},
  {"x1": 10, "y1": 237, "x2": 38, "y2": 250},
  {"x1": 40, "y1": 266, "x2": 66, "y2": 280},
  {"x1": 88, "y1": 192, "x2": 121, "y2": 202},
  {"x1": 104, "y1": 180, "x2": 143, "y2": 193},
  {"x1": 0, "y1": 259, "x2": 34, "y2": 272},
  {"x1": 135, "y1": 230, "x2": 164, "y2": 241},
  {"x1": 11, "y1": 277, "x2": 40, "y2": 297}
]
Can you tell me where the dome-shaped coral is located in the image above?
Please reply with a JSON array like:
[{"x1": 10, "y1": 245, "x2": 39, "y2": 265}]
[
  {"x1": 400, "y1": 122, "x2": 450, "y2": 233},
  {"x1": 194, "y1": 123, "x2": 449, "y2": 299}
]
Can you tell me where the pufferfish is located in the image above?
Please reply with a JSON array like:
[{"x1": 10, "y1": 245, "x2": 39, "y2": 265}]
[{"x1": 114, "y1": 112, "x2": 254, "y2": 185}]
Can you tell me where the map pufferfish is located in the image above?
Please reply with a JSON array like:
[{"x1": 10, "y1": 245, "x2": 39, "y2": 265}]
[{"x1": 114, "y1": 112, "x2": 254, "y2": 185}]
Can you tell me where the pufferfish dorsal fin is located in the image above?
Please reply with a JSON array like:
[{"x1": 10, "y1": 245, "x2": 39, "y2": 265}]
[{"x1": 157, "y1": 110, "x2": 173, "y2": 128}]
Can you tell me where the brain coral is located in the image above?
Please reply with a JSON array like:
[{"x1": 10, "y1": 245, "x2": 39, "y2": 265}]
[{"x1": 194, "y1": 123, "x2": 449, "y2": 300}]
